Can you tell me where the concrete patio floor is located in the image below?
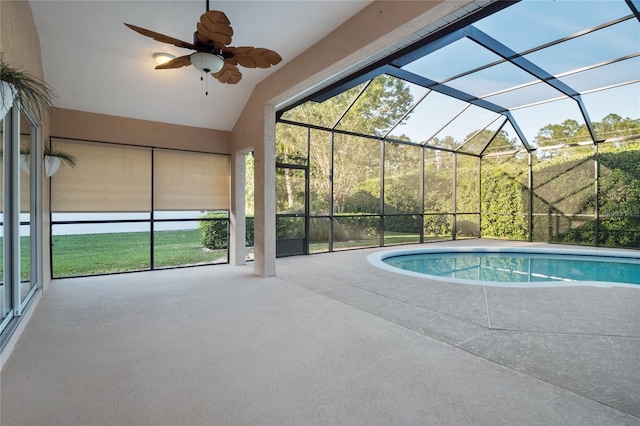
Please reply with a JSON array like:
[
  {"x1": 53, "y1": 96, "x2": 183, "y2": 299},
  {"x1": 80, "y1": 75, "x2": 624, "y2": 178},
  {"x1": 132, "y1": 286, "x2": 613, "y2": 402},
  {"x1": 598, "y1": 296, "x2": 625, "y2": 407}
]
[{"x1": 1, "y1": 239, "x2": 639, "y2": 425}]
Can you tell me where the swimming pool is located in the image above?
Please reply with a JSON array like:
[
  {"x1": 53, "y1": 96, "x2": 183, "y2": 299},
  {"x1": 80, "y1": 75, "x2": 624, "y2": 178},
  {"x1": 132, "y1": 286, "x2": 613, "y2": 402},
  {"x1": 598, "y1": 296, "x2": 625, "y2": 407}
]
[{"x1": 367, "y1": 247, "x2": 640, "y2": 288}]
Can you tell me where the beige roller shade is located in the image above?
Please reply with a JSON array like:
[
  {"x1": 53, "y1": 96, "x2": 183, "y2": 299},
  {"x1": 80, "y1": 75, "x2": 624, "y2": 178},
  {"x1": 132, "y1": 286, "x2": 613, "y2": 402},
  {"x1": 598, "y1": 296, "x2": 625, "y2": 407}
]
[
  {"x1": 154, "y1": 149, "x2": 229, "y2": 211},
  {"x1": 51, "y1": 140, "x2": 152, "y2": 212},
  {"x1": 0, "y1": 159, "x2": 27, "y2": 213}
]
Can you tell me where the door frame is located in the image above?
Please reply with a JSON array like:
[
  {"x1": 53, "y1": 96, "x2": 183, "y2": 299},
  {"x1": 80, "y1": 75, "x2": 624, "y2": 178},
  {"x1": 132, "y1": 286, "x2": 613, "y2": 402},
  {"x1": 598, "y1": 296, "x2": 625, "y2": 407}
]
[{"x1": 275, "y1": 162, "x2": 309, "y2": 257}]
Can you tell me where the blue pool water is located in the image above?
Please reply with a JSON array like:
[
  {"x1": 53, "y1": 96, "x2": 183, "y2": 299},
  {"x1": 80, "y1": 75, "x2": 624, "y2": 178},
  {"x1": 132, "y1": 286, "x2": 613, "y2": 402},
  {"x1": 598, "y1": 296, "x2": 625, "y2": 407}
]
[{"x1": 379, "y1": 251, "x2": 640, "y2": 286}]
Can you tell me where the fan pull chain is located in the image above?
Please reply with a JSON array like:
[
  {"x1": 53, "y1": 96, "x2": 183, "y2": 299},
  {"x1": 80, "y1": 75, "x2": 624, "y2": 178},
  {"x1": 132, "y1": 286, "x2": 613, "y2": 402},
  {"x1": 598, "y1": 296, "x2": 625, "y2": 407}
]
[{"x1": 199, "y1": 69, "x2": 208, "y2": 96}]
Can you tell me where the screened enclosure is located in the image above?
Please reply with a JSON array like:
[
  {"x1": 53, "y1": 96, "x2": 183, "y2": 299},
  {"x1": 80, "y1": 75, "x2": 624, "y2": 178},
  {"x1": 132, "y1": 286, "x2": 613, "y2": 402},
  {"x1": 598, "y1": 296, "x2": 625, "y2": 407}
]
[{"x1": 275, "y1": 0, "x2": 640, "y2": 256}]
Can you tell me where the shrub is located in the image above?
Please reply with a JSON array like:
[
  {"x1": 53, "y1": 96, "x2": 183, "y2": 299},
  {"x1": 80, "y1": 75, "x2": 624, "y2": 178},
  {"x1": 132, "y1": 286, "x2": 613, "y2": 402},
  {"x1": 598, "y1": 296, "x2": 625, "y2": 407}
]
[
  {"x1": 200, "y1": 214, "x2": 255, "y2": 249},
  {"x1": 424, "y1": 214, "x2": 452, "y2": 237},
  {"x1": 308, "y1": 215, "x2": 380, "y2": 242},
  {"x1": 309, "y1": 218, "x2": 330, "y2": 242},
  {"x1": 333, "y1": 215, "x2": 380, "y2": 242},
  {"x1": 384, "y1": 215, "x2": 421, "y2": 234},
  {"x1": 276, "y1": 216, "x2": 305, "y2": 239},
  {"x1": 199, "y1": 213, "x2": 228, "y2": 250},
  {"x1": 246, "y1": 217, "x2": 254, "y2": 247}
]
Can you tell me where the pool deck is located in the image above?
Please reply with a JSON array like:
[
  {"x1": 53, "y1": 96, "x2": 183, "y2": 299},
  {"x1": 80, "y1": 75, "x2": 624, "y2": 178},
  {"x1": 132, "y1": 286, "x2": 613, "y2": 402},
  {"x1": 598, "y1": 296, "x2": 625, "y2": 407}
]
[
  {"x1": 278, "y1": 239, "x2": 640, "y2": 419},
  {"x1": 1, "y1": 239, "x2": 639, "y2": 425}
]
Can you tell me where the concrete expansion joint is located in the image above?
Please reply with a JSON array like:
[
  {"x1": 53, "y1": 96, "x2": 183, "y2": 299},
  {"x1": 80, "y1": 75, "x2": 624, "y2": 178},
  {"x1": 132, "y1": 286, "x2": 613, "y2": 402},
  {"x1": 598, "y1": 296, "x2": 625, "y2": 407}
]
[
  {"x1": 349, "y1": 278, "x2": 384, "y2": 287},
  {"x1": 488, "y1": 328, "x2": 640, "y2": 340},
  {"x1": 426, "y1": 308, "x2": 488, "y2": 330},
  {"x1": 454, "y1": 330, "x2": 491, "y2": 347}
]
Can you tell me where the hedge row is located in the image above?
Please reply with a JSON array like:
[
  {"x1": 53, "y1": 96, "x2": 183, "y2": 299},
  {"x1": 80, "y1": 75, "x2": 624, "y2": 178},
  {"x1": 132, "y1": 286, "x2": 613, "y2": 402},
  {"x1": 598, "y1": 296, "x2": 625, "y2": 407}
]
[
  {"x1": 199, "y1": 214, "x2": 254, "y2": 250},
  {"x1": 200, "y1": 143, "x2": 640, "y2": 250}
]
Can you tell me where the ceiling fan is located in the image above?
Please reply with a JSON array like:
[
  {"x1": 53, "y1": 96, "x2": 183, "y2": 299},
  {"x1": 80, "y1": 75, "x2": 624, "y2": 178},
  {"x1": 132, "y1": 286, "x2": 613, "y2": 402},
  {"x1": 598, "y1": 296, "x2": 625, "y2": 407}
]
[{"x1": 124, "y1": 0, "x2": 282, "y2": 88}]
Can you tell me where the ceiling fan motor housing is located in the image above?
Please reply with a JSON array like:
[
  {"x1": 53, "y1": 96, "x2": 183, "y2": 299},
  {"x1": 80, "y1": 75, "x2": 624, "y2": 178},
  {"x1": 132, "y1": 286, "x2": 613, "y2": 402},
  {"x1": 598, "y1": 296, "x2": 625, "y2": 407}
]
[{"x1": 190, "y1": 51, "x2": 224, "y2": 73}]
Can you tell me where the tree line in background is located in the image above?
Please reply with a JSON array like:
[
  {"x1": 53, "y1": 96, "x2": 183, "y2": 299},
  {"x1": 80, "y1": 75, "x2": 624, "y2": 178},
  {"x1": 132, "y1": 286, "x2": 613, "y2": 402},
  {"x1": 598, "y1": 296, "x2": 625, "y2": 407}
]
[{"x1": 273, "y1": 75, "x2": 640, "y2": 248}]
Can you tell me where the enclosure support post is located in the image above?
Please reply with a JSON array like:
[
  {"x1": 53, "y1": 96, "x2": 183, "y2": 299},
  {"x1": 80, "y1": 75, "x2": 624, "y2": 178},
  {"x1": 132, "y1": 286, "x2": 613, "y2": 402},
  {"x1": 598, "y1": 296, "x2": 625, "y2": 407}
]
[
  {"x1": 328, "y1": 132, "x2": 334, "y2": 252},
  {"x1": 452, "y1": 153, "x2": 457, "y2": 240},
  {"x1": 420, "y1": 148, "x2": 425, "y2": 244},
  {"x1": 477, "y1": 156, "x2": 482, "y2": 239},
  {"x1": 528, "y1": 152, "x2": 533, "y2": 242},
  {"x1": 594, "y1": 143, "x2": 599, "y2": 247},
  {"x1": 380, "y1": 140, "x2": 385, "y2": 246},
  {"x1": 304, "y1": 128, "x2": 310, "y2": 255}
]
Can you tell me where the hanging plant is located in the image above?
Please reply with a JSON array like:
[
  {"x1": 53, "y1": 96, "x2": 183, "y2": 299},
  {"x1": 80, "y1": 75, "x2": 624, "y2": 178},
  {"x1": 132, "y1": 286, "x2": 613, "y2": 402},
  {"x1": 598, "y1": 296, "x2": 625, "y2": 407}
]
[
  {"x1": 43, "y1": 144, "x2": 77, "y2": 167},
  {"x1": 19, "y1": 144, "x2": 77, "y2": 177},
  {"x1": 1, "y1": 53, "x2": 56, "y2": 121}
]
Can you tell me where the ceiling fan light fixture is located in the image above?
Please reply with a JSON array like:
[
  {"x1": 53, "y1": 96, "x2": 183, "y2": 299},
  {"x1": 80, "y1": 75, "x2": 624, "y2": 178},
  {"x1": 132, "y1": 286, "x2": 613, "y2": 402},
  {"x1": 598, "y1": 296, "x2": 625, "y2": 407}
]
[
  {"x1": 190, "y1": 52, "x2": 224, "y2": 73},
  {"x1": 126, "y1": 8, "x2": 281, "y2": 85},
  {"x1": 153, "y1": 52, "x2": 176, "y2": 65}
]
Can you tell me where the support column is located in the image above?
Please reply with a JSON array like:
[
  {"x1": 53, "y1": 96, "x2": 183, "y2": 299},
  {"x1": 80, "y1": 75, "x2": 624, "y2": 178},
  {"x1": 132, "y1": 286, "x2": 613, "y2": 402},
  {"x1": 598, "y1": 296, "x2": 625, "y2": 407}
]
[
  {"x1": 253, "y1": 105, "x2": 277, "y2": 277},
  {"x1": 230, "y1": 151, "x2": 246, "y2": 266}
]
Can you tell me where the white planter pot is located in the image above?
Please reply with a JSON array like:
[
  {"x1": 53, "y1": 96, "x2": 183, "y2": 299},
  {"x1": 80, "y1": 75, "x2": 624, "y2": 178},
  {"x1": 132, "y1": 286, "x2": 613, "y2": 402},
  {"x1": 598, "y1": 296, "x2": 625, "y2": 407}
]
[
  {"x1": 45, "y1": 156, "x2": 62, "y2": 177},
  {"x1": 20, "y1": 154, "x2": 31, "y2": 173},
  {"x1": 1, "y1": 81, "x2": 16, "y2": 121},
  {"x1": 17, "y1": 155, "x2": 63, "y2": 176}
]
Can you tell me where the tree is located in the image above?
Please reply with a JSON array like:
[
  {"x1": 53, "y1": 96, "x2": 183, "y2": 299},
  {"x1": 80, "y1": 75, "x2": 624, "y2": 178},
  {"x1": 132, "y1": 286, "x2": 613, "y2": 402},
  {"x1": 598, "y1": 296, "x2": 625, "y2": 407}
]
[
  {"x1": 427, "y1": 135, "x2": 457, "y2": 151},
  {"x1": 277, "y1": 74, "x2": 414, "y2": 213},
  {"x1": 595, "y1": 113, "x2": 640, "y2": 140},
  {"x1": 469, "y1": 129, "x2": 521, "y2": 154},
  {"x1": 383, "y1": 142, "x2": 421, "y2": 215},
  {"x1": 338, "y1": 76, "x2": 413, "y2": 137},
  {"x1": 534, "y1": 119, "x2": 591, "y2": 147}
]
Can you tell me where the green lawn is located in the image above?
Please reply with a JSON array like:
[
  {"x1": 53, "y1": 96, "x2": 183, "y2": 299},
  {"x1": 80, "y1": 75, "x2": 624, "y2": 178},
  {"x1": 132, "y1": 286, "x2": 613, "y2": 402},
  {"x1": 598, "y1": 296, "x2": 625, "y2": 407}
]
[
  {"x1": 52, "y1": 229, "x2": 226, "y2": 278},
  {"x1": 0, "y1": 237, "x2": 32, "y2": 281},
  {"x1": 154, "y1": 229, "x2": 227, "y2": 268},
  {"x1": 46, "y1": 230, "x2": 441, "y2": 278}
]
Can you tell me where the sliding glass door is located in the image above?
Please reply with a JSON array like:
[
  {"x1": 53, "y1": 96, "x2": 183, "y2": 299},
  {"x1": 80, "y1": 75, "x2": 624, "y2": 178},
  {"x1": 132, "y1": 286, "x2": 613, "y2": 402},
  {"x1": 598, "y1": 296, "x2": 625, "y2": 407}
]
[
  {"x1": 1, "y1": 106, "x2": 42, "y2": 338},
  {"x1": 0, "y1": 115, "x2": 9, "y2": 331}
]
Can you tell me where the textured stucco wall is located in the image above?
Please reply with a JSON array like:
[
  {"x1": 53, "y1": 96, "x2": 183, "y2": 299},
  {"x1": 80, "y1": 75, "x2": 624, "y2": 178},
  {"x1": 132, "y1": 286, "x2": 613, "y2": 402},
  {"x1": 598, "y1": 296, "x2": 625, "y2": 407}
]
[
  {"x1": 51, "y1": 108, "x2": 232, "y2": 153},
  {"x1": 1, "y1": 1, "x2": 45, "y2": 80}
]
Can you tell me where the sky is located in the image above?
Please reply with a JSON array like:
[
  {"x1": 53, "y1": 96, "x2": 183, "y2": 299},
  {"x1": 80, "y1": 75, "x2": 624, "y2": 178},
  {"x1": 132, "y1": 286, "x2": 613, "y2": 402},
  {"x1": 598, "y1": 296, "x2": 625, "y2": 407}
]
[{"x1": 381, "y1": 0, "x2": 639, "y2": 147}]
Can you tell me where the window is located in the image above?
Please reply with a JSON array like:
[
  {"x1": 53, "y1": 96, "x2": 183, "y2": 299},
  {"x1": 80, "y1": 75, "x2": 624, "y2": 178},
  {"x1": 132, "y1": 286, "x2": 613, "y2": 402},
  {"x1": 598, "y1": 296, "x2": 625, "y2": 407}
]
[{"x1": 50, "y1": 139, "x2": 230, "y2": 277}]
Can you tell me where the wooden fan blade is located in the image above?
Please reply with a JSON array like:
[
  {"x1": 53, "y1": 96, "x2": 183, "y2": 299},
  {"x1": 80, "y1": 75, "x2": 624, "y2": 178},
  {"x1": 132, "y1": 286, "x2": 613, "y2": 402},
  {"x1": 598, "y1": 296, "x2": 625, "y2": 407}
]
[
  {"x1": 155, "y1": 55, "x2": 192, "y2": 70},
  {"x1": 212, "y1": 62, "x2": 242, "y2": 84},
  {"x1": 196, "y1": 10, "x2": 233, "y2": 46},
  {"x1": 228, "y1": 46, "x2": 282, "y2": 69},
  {"x1": 124, "y1": 23, "x2": 195, "y2": 50}
]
